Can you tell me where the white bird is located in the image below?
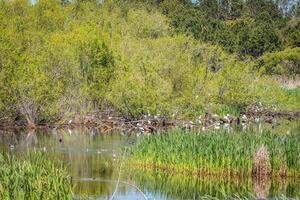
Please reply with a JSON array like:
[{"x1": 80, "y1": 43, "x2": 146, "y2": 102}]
[
  {"x1": 214, "y1": 122, "x2": 221, "y2": 130},
  {"x1": 196, "y1": 119, "x2": 202, "y2": 124},
  {"x1": 242, "y1": 114, "x2": 247, "y2": 120},
  {"x1": 224, "y1": 123, "x2": 230, "y2": 129},
  {"x1": 9, "y1": 144, "x2": 15, "y2": 150},
  {"x1": 242, "y1": 123, "x2": 247, "y2": 130}
]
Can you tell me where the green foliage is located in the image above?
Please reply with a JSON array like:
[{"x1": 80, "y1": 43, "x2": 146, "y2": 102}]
[
  {"x1": 0, "y1": 0, "x2": 299, "y2": 123},
  {"x1": 283, "y1": 87, "x2": 300, "y2": 97},
  {"x1": 257, "y1": 47, "x2": 300, "y2": 76},
  {"x1": 282, "y1": 18, "x2": 300, "y2": 48},
  {"x1": 245, "y1": 0, "x2": 282, "y2": 20},
  {"x1": 150, "y1": 0, "x2": 295, "y2": 57},
  {"x1": 132, "y1": 130, "x2": 300, "y2": 177},
  {"x1": 0, "y1": 152, "x2": 73, "y2": 199},
  {"x1": 282, "y1": 87, "x2": 300, "y2": 109}
]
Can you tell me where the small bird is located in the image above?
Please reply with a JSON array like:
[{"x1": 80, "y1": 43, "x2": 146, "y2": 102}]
[
  {"x1": 9, "y1": 144, "x2": 15, "y2": 150},
  {"x1": 242, "y1": 114, "x2": 247, "y2": 121},
  {"x1": 214, "y1": 122, "x2": 221, "y2": 130},
  {"x1": 59, "y1": 138, "x2": 63, "y2": 143}
]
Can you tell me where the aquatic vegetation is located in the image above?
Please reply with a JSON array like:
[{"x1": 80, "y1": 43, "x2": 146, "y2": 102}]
[
  {"x1": 131, "y1": 130, "x2": 300, "y2": 177},
  {"x1": 128, "y1": 168, "x2": 300, "y2": 199},
  {"x1": 0, "y1": 152, "x2": 73, "y2": 200}
]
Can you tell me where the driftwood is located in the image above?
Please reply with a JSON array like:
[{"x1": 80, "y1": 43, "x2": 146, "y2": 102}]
[{"x1": 0, "y1": 108, "x2": 299, "y2": 133}]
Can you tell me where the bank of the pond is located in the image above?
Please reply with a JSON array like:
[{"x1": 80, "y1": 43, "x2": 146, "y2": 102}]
[
  {"x1": 0, "y1": 152, "x2": 73, "y2": 200},
  {"x1": 1, "y1": 110, "x2": 300, "y2": 135},
  {"x1": 130, "y1": 130, "x2": 300, "y2": 178}
]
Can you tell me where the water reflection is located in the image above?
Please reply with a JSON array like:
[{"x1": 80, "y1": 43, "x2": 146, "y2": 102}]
[
  {"x1": 129, "y1": 169, "x2": 300, "y2": 199},
  {"x1": 0, "y1": 121, "x2": 299, "y2": 199}
]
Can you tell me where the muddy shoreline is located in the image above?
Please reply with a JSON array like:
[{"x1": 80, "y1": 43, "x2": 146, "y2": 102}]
[{"x1": 0, "y1": 109, "x2": 299, "y2": 132}]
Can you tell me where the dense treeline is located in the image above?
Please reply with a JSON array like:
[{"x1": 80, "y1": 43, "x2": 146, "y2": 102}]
[
  {"x1": 136, "y1": 0, "x2": 300, "y2": 58},
  {"x1": 0, "y1": 0, "x2": 299, "y2": 126}
]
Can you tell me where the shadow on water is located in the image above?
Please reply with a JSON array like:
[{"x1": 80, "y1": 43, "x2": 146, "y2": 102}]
[{"x1": 0, "y1": 120, "x2": 299, "y2": 199}]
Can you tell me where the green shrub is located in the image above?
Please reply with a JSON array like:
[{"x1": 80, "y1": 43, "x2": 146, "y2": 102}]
[
  {"x1": 0, "y1": 0, "x2": 299, "y2": 123},
  {"x1": 257, "y1": 47, "x2": 300, "y2": 76}
]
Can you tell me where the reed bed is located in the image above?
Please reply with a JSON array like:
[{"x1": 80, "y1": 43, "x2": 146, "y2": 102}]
[
  {"x1": 0, "y1": 152, "x2": 73, "y2": 200},
  {"x1": 131, "y1": 130, "x2": 300, "y2": 177}
]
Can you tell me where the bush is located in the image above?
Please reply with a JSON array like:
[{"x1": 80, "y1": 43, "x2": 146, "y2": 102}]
[
  {"x1": 257, "y1": 47, "x2": 300, "y2": 76},
  {"x1": 0, "y1": 0, "x2": 298, "y2": 123}
]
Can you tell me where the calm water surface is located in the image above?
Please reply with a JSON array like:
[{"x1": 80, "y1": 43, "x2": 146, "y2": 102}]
[{"x1": 0, "y1": 120, "x2": 299, "y2": 200}]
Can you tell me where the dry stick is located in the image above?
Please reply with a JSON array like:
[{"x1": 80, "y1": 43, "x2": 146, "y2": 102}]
[
  {"x1": 110, "y1": 147, "x2": 126, "y2": 200},
  {"x1": 110, "y1": 147, "x2": 148, "y2": 200}
]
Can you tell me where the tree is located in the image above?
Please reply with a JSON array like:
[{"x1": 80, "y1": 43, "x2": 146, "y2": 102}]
[{"x1": 245, "y1": 0, "x2": 282, "y2": 20}]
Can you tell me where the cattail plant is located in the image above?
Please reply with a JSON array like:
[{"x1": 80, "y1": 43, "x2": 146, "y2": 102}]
[{"x1": 131, "y1": 130, "x2": 300, "y2": 177}]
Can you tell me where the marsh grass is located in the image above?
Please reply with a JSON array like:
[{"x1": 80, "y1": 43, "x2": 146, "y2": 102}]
[
  {"x1": 131, "y1": 130, "x2": 300, "y2": 178},
  {"x1": 0, "y1": 152, "x2": 73, "y2": 200},
  {"x1": 283, "y1": 87, "x2": 300, "y2": 97}
]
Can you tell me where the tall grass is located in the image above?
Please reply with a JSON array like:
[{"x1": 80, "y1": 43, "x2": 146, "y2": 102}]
[
  {"x1": 131, "y1": 130, "x2": 300, "y2": 177},
  {"x1": 0, "y1": 152, "x2": 73, "y2": 200},
  {"x1": 283, "y1": 87, "x2": 300, "y2": 97}
]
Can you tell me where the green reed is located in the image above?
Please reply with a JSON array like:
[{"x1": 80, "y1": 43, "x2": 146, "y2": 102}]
[
  {"x1": 131, "y1": 130, "x2": 300, "y2": 177},
  {"x1": 0, "y1": 152, "x2": 73, "y2": 200}
]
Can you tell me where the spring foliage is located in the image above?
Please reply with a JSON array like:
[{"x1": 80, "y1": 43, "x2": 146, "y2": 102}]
[{"x1": 0, "y1": 0, "x2": 299, "y2": 124}]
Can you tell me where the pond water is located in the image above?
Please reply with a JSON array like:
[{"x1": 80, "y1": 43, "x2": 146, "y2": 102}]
[{"x1": 0, "y1": 120, "x2": 299, "y2": 200}]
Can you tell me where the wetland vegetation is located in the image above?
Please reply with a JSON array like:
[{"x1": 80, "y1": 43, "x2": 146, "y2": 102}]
[
  {"x1": 0, "y1": 0, "x2": 300, "y2": 127},
  {"x1": 0, "y1": 125, "x2": 299, "y2": 199},
  {"x1": 0, "y1": 152, "x2": 73, "y2": 199},
  {"x1": 0, "y1": 0, "x2": 300, "y2": 199},
  {"x1": 131, "y1": 130, "x2": 300, "y2": 178}
]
